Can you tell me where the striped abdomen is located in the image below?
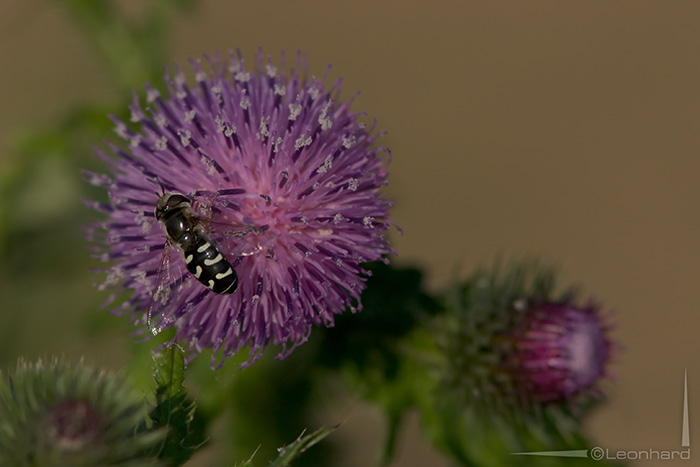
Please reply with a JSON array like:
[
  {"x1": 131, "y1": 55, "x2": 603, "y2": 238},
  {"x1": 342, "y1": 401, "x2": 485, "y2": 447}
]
[{"x1": 184, "y1": 232, "x2": 238, "y2": 294}]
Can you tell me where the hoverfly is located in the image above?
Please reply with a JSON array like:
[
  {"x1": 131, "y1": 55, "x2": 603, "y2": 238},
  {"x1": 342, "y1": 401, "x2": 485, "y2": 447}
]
[
  {"x1": 147, "y1": 189, "x2": 264, "y2": 334},
  {"x1": 155, "y1": 192, "x2": 239, "y2": 294}
]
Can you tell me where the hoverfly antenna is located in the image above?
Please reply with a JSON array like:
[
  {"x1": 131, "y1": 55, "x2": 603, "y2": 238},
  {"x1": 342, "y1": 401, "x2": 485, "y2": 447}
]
[{"x1": 155, "y1": 184, "x2": 166, "y2": 198}]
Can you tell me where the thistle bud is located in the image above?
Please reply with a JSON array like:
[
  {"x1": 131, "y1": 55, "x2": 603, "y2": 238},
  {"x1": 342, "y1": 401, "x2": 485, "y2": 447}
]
[
  {"x1": 0, "y1": 358, "x2": 164, "y2": 466},
  {"x1": 501, "y1": 302, "x2": 610, "y2": 404},
  {"x1": 440, "y1": 262, "x2": 615, "y2": 418}
]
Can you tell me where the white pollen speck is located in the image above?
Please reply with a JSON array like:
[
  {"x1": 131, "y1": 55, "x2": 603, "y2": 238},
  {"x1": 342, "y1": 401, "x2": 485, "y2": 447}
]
[
  {"x1": 228, "y1": 61, "x2": 241, "y2": 73},
  {"x1": 300, "y1": 216, "x2": 308, "y2": 224},
  {"x1": 86, "y1": 172, "x2": 108, "y2": 187},
  {"x1": 224, "y1": 124, "x2": 236, "y2": 137},
  {"x1": 348, "y1": 178, "x2": 359, "y2": 191},
  {"x1": 99, "y1": 267, "x2": 124, "y2": 290},
  {"x1": 134, "y1": 210, "x2": 151, "y2": 234},
  {"x1": 154, "y1": 284, "x2": 171, "y2": 306},
  {"x1": 363, "y1": 216, "x2": 375, "y2": 228},
  {"x1": 333, "y1": 213, "x2": 343, "y2": 224},
  {"x1": 240, "y1": 97, "x2": 251, "y2": 110},
  {"x1": 266, "y1": 64, "x2": 277, "y2": 77},
  {"x1": 133, "y1": 244, "x2": 151, "y2": 253},
  {"x1": 312, "y1": 182, "x2": 320, "y2": 190},
  {"x1": 174, "y1": 73, "x2": 186, "y2": 87},
  {"x1": 294, "y1": 135, "x2": 312, "y2": 150},
  {"x1": 133, "y1": 270, "x2": 152, "y2": 289},
  {"x1": 308, "y1": 87, "x2": 320, "y2": 100},
  {"x1": 235, "y1": 71, "x2": 251, "y2": 82},
  {"x1": 178, "y1": 129, "x2": 191, "y2": 147},
  {"x1": 305, "y1": 251, "x2": 312, "y2": 257},
  {"x1": 114, "y1": 122, "x2": 129, "y2": 139},
  {"x1": 196, "y1": 70, "x2": 206, "y2": 82},
  {"x1": 184, "y1": 109, "x2": 196, "y2": 123},
  {"x1": 129, "y1": 135, "x2": 142, "y2": 148},
  {"x1": 272, "y1": 136, "x2": 283, "y2": 153},
  {"x1": 215, "y1": 114, "x2": 226, "y2": 133},
  {"x1": 211, "y1": 84, "x2": 222, "y2": 96},
  {"x1": 155, "y1": 114, "x2": 167, "y2": 128},
  {"x1": 325, "y1": 181, "x2": 335, "y2": 188},
  {"x1": 316, "y1": 154, "x2": 333, "y2": 174},
  {"x1": 336, "y1": 258, "x2": 343, "y2": 267},
  {"x1": 318, "y1": 100, "x2": 333, "y2": 130},
  {"x1": 201, "y1": 156, "x2": 217, "y2": 175},
  {"x1": 251, "y1": 294, "x2": 261, "y2": 304},
  {"x1": 258, "y1": 116, "x2": 270, "y2": 139},
  {"x1": 155, "y1": 136, "x2": 168, "y2": 151},
  {"x1": 147, "y1": 88, "x2": 160, "y2": 103},
  {"x1": 176, "y1": 90, "x2": 186, "y2": 100},
  {"x1": 274, "y1": 84, "x2": 286, "y2": 96},
  {"x1": 130, "y1": 108, "x2": 142, "y2": 123},
  {"x1": 342, "y1": 135, "x2": 357, "y2": 148},
  {"x1": 288, "y1": 103, "x2": 302, "y2": 121}
]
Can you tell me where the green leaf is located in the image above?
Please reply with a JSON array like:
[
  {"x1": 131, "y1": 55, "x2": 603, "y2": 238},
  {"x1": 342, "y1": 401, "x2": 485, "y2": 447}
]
[
  {"x1": 149, "y1": 345, "x2": 206, "y2": 466},
  {"x1": 267, "y1": 425, "x2": 338, "y2": 467}
]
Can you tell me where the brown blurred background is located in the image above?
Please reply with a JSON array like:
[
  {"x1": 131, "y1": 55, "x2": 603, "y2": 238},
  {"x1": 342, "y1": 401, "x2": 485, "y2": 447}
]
[{"x1": 1, "y1": 1, "x2": 699, "y2": 466}]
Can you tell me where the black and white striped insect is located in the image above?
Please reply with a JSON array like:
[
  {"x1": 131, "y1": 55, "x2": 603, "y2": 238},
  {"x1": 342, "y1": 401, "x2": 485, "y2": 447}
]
[{"x1": 155, "y1": 192, "x2": 238, "y2": 294}]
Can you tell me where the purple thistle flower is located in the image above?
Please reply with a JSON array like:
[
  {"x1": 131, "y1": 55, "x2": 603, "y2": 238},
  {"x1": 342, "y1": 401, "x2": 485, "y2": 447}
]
[
  {"x1": 501, "y1": 302, "x2": 614, "y2": 403},
  {"x1": 85, "y1": 49, "x2": 394, "y2": 367}
]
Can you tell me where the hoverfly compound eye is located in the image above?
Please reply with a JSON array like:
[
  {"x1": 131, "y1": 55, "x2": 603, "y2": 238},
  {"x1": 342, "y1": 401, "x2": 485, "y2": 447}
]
[
  {"x1": 155, "y1": 193, "x2": 190, "y2": 221},
  {"x1": 166, "y1": 194, "x2": 190, "y2": 208}
]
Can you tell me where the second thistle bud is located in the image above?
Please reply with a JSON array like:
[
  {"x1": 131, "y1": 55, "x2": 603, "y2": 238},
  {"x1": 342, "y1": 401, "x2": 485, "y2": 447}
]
[
  {"x1": 440, "y1": 262, "x2": 615, "y2": 417},
  {"x1": 500, "y1": 302, "x2": 611, "y2": 404},
  {"x1": 421, "y1": 262, "x2": 618, "y2": 465}
]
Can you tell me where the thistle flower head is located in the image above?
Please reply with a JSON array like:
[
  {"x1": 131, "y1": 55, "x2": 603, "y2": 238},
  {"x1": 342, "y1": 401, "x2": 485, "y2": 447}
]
[
  {"x1": 440, "y1": 262, "x2": 615, "y2": 419},
  {"x1": 0, "y1": 358, "x2": 163, "y2": 466},
  {"x1": 85, "y1": 49, "x2": 393, "y2": 367}
]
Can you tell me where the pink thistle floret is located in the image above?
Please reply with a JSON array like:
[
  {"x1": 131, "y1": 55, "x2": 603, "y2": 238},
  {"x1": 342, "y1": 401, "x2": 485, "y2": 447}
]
[
  {"x1": 503, "y1": 303, "x2": 614, "y2": 403},
  {"x1": 85, "y1": 49, "x2": 394, "y2": 367}
]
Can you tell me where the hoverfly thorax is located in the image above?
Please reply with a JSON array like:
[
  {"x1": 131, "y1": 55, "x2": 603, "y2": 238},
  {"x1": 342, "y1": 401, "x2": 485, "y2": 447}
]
[{"x1": 155, "y1": 194, "x2": 196, "y2": 247}]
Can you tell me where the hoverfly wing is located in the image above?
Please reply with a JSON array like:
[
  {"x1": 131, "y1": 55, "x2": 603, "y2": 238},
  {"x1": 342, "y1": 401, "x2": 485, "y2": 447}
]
[
  {"x1": 146, "y1": 241, "x2": 188, "y2": 335},
  {"x1": 205, "y1": 220, "x2": 267, "y2": 258},
  {"x1": 191, "y1": 190, "x2": 269, "y2": 259}
]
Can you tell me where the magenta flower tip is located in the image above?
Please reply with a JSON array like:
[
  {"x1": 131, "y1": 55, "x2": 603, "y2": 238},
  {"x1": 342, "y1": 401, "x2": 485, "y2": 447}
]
[
  {"x1": 503, "y1": 302, "x2": 614, "y2": 403},
  {"x1": 86, "y1": 49, "x2": 394, "y2": 367}
]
